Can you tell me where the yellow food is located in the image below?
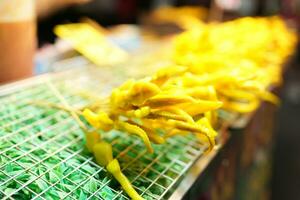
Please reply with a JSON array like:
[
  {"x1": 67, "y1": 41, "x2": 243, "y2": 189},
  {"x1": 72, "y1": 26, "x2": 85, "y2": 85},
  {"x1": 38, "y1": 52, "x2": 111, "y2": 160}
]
[
  {"x1": 173, "y1": 16, "x2": 296, "y2": 114},
  {"x1": 83, "y1": 17, "x2": 296, "y2": 156},
  {"x1": 92, "y1": 141, "x2": 144, "y2": 200},
  {"x1": 84, "y1": 71, "x2": 222, "y2": 154},
  {"x1": 107, "y1": 159, "x2": 144, "y2": 200},
  {"x1": 81, "y1": 16, "x2": 296, "y2": 199},
  {"x1": 85, "y1": 131, "x2": 101, "y2": 152}
]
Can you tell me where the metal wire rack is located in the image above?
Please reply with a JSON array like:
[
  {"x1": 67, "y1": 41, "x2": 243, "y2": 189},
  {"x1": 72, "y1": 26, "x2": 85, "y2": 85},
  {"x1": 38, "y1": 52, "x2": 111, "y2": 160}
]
[{"x1": 0, "y1": 66, "x2": 207, "y2": 200}]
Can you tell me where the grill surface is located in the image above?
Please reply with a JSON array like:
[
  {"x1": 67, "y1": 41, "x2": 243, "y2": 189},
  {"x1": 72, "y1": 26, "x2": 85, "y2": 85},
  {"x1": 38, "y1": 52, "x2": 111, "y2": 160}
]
[{"x1": 0, "y1": 66, "x2": 207, "y2": 200}]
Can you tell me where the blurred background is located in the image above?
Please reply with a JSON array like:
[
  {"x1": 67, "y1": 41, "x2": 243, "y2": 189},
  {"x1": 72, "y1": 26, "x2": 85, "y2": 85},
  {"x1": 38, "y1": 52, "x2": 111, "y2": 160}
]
[{"x1": 37, "y1": 0, "x2": 300, "y2": 45}]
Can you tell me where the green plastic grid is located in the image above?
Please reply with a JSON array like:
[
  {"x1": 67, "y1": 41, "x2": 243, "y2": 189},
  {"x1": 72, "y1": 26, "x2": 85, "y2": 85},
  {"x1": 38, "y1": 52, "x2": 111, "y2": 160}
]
[{"x1": 0, "y1": 69, "x2": 206, "y2": 200}]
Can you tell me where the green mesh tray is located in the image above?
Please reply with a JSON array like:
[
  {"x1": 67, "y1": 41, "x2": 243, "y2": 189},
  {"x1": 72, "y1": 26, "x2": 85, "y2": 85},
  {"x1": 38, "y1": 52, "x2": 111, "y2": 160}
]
[{"x1": 0, "y1": 68, "x2": 206, "y2": 200}]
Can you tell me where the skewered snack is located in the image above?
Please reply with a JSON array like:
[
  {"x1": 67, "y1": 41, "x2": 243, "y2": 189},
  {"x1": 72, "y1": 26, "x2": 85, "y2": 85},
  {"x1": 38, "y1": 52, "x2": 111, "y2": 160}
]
[
  {"x1": 80, "y1": 16, "x2": 296, "y2": 199},
  {"x1": 81, "y1": 66, "x2": 222, "y2": 199},
  {"x1": 83, "y1": 65, "x2": 223, "y2": 154},
  {"x1": 87, "y1": 135, "x2": 144, "y2": 200},
  {"x1": 172, "y1": 16, "x2": 297, "y2": 113}
]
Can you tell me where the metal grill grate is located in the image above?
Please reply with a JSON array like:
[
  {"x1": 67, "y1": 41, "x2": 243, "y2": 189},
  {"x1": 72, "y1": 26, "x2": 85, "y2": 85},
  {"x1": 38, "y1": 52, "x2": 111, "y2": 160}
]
[{"x1": 0, "y1": 67, "x2": 207, "y2": 200}]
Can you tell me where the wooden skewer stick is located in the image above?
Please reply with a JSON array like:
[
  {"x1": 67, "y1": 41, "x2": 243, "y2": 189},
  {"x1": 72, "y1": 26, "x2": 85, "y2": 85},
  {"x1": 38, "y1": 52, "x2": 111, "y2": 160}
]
[
  {"x1": 28, "y1": 100, "x2": 83, "y2": 115},
  {"x1": 46, "y1": 81, "x2": 88, "y2": 131}
]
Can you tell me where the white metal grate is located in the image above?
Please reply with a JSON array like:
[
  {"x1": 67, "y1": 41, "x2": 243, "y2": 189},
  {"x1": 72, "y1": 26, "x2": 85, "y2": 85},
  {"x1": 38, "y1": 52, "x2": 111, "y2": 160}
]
[{"x1": 0, "y1": 67, "x2": 207, "y2": 200}]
